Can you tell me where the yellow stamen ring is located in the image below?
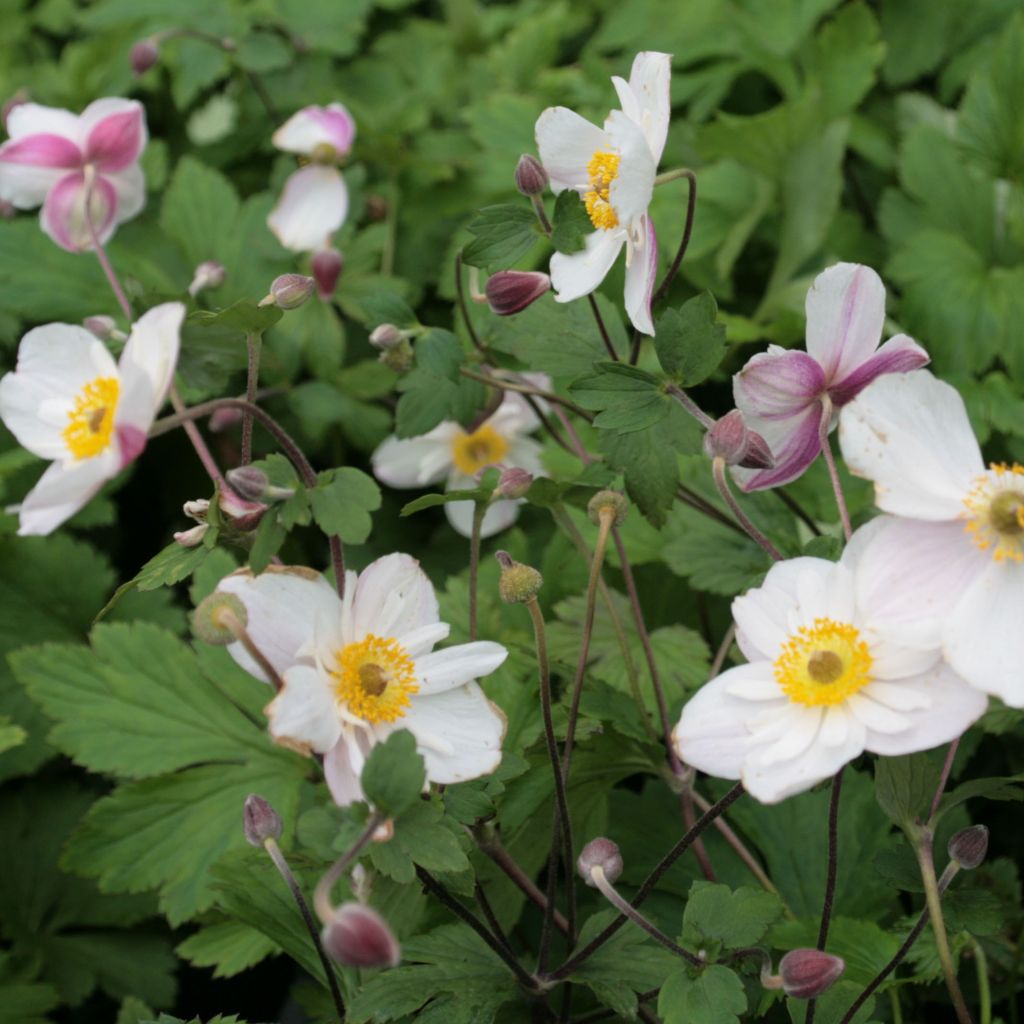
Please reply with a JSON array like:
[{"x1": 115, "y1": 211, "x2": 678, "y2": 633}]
[
  {"x1": 63, "y1": 376, "x2": 119, "y2": 460},
  {"x1": 331, "y1": 634, "x2": 418, "y2": 724},
  {"x1": 962, "y1": 462, "x2": 1024, "y2": 563},
  {"x1": 584, "y1": 150, "x2": 621, "y2": 230},
  {"x1": 773, "y1": 618, "x2": 873, "y2": 707},
  {"x1": 451, "y1": 423, "x2": 509, "y2": 476}
]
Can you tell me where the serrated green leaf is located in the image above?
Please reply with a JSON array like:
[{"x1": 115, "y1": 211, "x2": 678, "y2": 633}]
[
  {"x1": 550, "y1": 190, "x2": 592, "y2": 254},
  {"x1": 189, "y1": 300, "x2": 282, "y2": 334},
  {"x1": 462, "y1": 205, "x2": 539, "y2": 270},
  {"x1": 653, "y1": 292, "x2": 727, "y2": 386},
  {"x1": 95, "y1": 542, "x2": 212, "y2": 622},
  {"x1": 681, "y1": 882, "x2": 784, "y2": 952},
  {"x1": 874, "y1": 752, "x2": 941, "y2": 830},
  {"x1": 368, "y1": 799, "x2": 470, "y2": 882},
  {"x1": 175, "y1": 920, "x2": 279, "y2": 979},
  {"x1": 309, "y1": 466, "x2": 382, "y2": 544},
  {"x1": 570, "y1": 362, "x2": 670, "y2": 432},
  {"x1": 658, "y1": 964, "x2": 747, "y2": 1024},
  {"x1": 361, "y1": 730, "x2": 426, "y2": 817}
]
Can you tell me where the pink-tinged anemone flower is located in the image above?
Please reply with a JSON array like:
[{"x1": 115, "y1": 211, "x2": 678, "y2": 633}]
[
  {"x1": 673, "y1": 544, "x2": 986, "y2": 804},
  {"x1": 840, "y1": 370, "x2": 1024, "y2": 708},
  {"x1": 267, "y1": 103, "x2": 355, "y2": 253},
  {"x1": 215, "y1": 554, "x2": 508, "y2": 806},
  {"x1": 732, "y1": 263, "x2": 930, "y2": 492},
  {"x1": 0, "y1": 303, "x2": 184, "y2": 535},
  {"x1": 0, "y1": 98, "x2": 147, "y2": 252},
  {"x1": 535, "y1": 52, "x2": 670, "y2": 336},
  {"x1": 370, "y1": 379, "x2": 548, "y2": 538}
]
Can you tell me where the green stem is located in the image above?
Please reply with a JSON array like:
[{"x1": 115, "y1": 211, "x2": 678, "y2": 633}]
[
  {"x1": 241, "y1": 332, "x2": 261, "y2": 465},
  {"x1": 969, "y1": 937, "x2": 991, "y2": 1024},
  {"x1": 313, "y1": 810, "x2": 384, "y2": 924},
  {"x1": 468, "y1": 500, "x2": 486, "y2": 641},
  {"x1": 711, "y1": 457, "x2": 782, "y2": 561}
]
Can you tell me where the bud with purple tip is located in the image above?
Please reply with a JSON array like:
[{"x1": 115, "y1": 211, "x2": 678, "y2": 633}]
[
  {"x1": 497, "y1": 467, "x2": 533, "y2": 500},
  {"x1": 259, "y1": 274, "x2": 315, "y2": 310},
  {"x1": 703, "y1": 410, "x2": 774, "y2": 470},
  {"x1": 485, "y1": 271, "x2": 551, "y2": 316},
  {"x1": 83, "y1": 315, "x2": 126, "y2": 342},
  {"x1": 312, "y1": 247, "x2": 343, "y2": 301},
  {"x1": 577, "y1": 837, "x2": 623, "y2": 886},
  {"x1": 515, "y1": 154, "x2": 548, "y2": 197},
  {"x1": 778, "y1": 949, "x2": 845, "y2": 999},
  {"x1": 188, "y1": 260, "x2": 226, "y2": 297},
  {"x1": 321, "y1": 903, "x2": 401, "y2": 968},
  {"x1": 131, "y1": 38, "x2": 160, "y2": 76},
  {"x1": 369, "y1": 323, "x2": 405, "y2": 351},
  {"x1": 243, "y1": 794, "x2": 283, "y2": 846},
  {"x1": 948, "y1": 825, "x2": 988, "y2": 870},
  {"x1": 226, "y1": 465, "x2": 295, "y2": 504}
]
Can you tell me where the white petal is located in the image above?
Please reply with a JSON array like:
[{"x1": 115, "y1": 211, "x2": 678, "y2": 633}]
[
  {"x1": 535, "y1": 106, "x2": 609, "y2": 193},
  {"x1": 486, "y1": 383, "x2": 549, "y2": 438},
  {"x1": 116, "y1": 302, "x2": 184, "y2": 432},
  {"x1": 862, "y1": 681, "x2": 931, "y2": 712},
  {"x1": 843, "y1": 516, "x2": 986, "y2": 649},
  {"x1": 350, "y1": 553, "x2": 440, "y2": 641},
  {"x1": 613, "y1": 51, "x2": 672, "y2": 164},
  {"x1": 399, "y1": 622, "x2": 451, "y2": 658},
  {"x1": 721, "y1": 661, "x2": 785, "y2": 701},
  {"x1": 804, "y1": 263, "x2": 885, "y2": 382},
  {"x1": 623, "y1": 214, "x2": 657, "y2": 336},
  {"x1": 414, "y1": 641, "x2": 508, "y2": 696},
  {"x1": 382, "y1": 683, "x2": 505, "y2": 784},
  {"x1": 755, "y1": 706, "x2": 823, "y2": 766},
  {"x1": 267, "y1": 164, "x2": 348, "y2": 252},
  {"x1": 845, "y1": 693, "x2": 910, "y2": 735},
  {"x1": 839, "y1": 370, "x2": 984, "y2": 519},
  {"x1": 863, "y1": 663, "x2": 987, "y2": 755},
  {"x1": 867, "y1": 638, "x2": 941, "y2": 681},
  {"x1": 106, "y1": 163, "x2": 146, "y2": 225},
  {"x1": 504, "y1": 436, "x2": 545, "y2": 477},
  {"x1": 605, "y1": 111, "x2": 656, "y2": 227},
  {"x1": 323, "y1": 732, "x2": 367, "y2": 807},
  {"x1": 945, "y1": 560, "x2": 1024, "y2": 707},
  {"x1": 0, "y1": 162, "x2": 68, "y2": 209},
  {"x1": 444, "y1": 489, "x2": 521, "y2": 539},
  {"x1": 218, "y1": 567, "x2": 341, "y2": 682},
  {"x1": 265, "y1": 663, "x2": 341, "y2": 755},
  {"x1": 819, "y1": 705, "x2": 850, "y2": 748},
  {"x1": 6, "y1": 103, "x2": 81, "y2": 144},
  {"x1": 550, "y1": 228, "x2": 625, "y2": 303},
  {"x1": 0, "y1": 326, "x2": 118, "y2": 460},
  {"x1": 15, "y1": 451, "x2": 118, "y2": 536},
  {"x1": 371, "y1": 425, "x2": 458, "y2": 488},
  {"x1": 272, "y1": 104, "x2": 356, "y2": 157}
]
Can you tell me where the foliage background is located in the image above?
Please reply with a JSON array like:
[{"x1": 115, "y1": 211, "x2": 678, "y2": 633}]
[{"x1": 1, "y1": 0, "x2": 1023, "y2": 1022}]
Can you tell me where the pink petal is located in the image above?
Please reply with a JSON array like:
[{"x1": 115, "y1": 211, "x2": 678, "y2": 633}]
[
  {"x1": 40, "y1": 172, "x2": 117, "y2": 252},
  {"x1": 116, "y1": 424, "x2": 147, "y2": 467},
  {"x1": 805, "y1": 263, "x2": 885, "y2": 383},
  {"x1": 84, "y1": 105, "x2": 145, "y2": 171},
  {"x1": 307, "y1": 104, "x2": 356, "y2": 155},
  {"x1": 733, "y1": 402, "x2": 823, "y2": 492},
  {"x1": 734, "y1": 348, "x2": 826, "y2": 420},
  {"x1": 0, "y1": 133, "x2": 82, "y2": 169},
  {"x1": 828, "y1": 334, "x2": 930, "y2": 406}
]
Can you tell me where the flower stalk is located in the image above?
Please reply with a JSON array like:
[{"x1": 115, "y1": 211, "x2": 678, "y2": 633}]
[
  {"x1": 241, "y1": 332, "x2": 261, "y2": 465},
  {"x1": 711, "y1": 456, "x2": 782, "y2": 561},
  {"x1": 468, "y1": 500, "x2": 487, "y2": 641},
  {"x1": 818, "y1": 398, "x2": 852, "y2": 541}
]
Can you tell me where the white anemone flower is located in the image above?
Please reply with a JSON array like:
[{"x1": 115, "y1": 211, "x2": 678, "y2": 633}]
[
  {"x1": 267, "y1": 103, "x2": 354, "y2": 252},
  {"x1": 673, "y1": 546, "x2": 986, "y2": 804},
  {"x1": 371, "y1": 385, "x2": 546, "y2": 538},
  {"x1": 840, "y1": 369, "x2": 1024, "y2": 707},
  {"x1": 0, "y1": 303, "x2": 184, "y2": 535},
  {"x1": 535, "y1": 51, "x2": 671, "y2": 336},
  {"x1": 216, "y1": 554, "x2": 508, "y2": 806}
]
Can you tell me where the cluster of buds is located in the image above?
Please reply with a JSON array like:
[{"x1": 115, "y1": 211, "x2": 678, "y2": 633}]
[
  {"x1": 370, "y1": 323, "x2": 414, "y2": 372},
  {"x1": 703, "y1": 410, "x2": 774, "y2": 470},
  {"x1": 173, "y1": 486, "x2": 269, "y2": 548}
]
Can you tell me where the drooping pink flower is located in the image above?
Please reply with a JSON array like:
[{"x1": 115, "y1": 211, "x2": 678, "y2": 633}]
[
  {"x1": 0, "y1": 98, "x2": 147, "y2": 252},
  {"x1": 732, "y1": 263, "x2": 930, "y2": 491},
  {"x1": 267, "y1": 104, "x2": 354, "y2": 253}
]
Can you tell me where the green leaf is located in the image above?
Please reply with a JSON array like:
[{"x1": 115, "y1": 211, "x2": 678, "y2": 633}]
[
  {"x1": 309, "y1": 467, "x2": 382, "y2": 544},
  {"x1": 462, "y1": 204, "x2": 540, "y2": 270},
  {"x1": 658, "y1": 965, "x2": 747, "y2": 1024},
  {"x1": 570, "y1": 362, "x2": 670, "y2": 432},
  {"x1": 160, "y1": 156, "x2": 241, "y2": 268},
  {"x1": 874, "y1": 752, "x2": 941, "y2": 830},
  {"x1": 175, "y1": 920, "x2": 279, "y2": 978},
  {"x1": 400, "y1": 469, "x2": 500, "y2": 516},
  {"x1": 0, "y1": 718, "x2": 25, "y2": 755},
  {"x1": 368, "y1": 799, "x2": 470, "y2": 883},
  {"x1": 681, "y1": 882, "x2": 784, "y2": 954},
  {"x1": 806, "y1": 3, "x2": 884, "y2": 119},
  {"x1": 769, "y1": 916, "x2": 900, "y2": 987},
  {"x1": 394, "y1": 330, "x2": 469, "y2": 438},
  {"x1": 787, "y1": 979, "x2": 876, "y2": 1024},
  {"x1": 189, "y1": 300, "x2": 282, "y2": 334},
  {"x1": 248, "y1": 513, "x2": 287, "y2": 575},
  {"x1": 96, "y1": 541, "x2": 212, "y2": 622},
  {"x1": 550, "y1": 190, "x2": 593, "y2": 254},
  {"x1": 361, "y1": 730, "x2": 427, "y2": 817},
  {"x1": 653, "y1": 293, "x2": 727, "y2": 386}
]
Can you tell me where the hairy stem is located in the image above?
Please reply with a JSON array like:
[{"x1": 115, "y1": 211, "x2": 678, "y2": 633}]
[
  {"x1": 929, "y1": 737, "x2": 961, "y2": 823},
  {"x1": 313, "y1": 810, "x2": 385, "y2": 924},
  {"x1": 650, "y1": 171, "x2": 697, "y2": 307},
  {"x1": 468, "y1": 500, "x2": 487, "y2": 641},
  {"x1": 666, "y1": 383, "x2": 715, "y2": 429},
  {"x1": 969, "y1": 937, "x2": 991, "y2": 1024},
  {"x1": 218, "y1": 610, "x2": 284, "y2": 693},
  {"x1": 455, "y1": 250, "x2": 486, "y2": 354},
  {"x1": 241, "y1": 333, "x2": 261, "y2": 465},
  {"x1": 587, "y1": 294, "x2": 619, "y2": 361},
  {"x1": 711, "y1": 457, "x2": 782, "y2": 561},
  {"x1": 458, "y1": 367, "x2": 594, "y2": 420},
  {"x1": 818, "y1": 399, "x2": 851, "y2": 541}
]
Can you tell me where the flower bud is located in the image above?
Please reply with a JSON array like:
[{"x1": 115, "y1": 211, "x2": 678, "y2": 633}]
[
  {"x1": 588, "y1": 489, "x2": 628, "y2": 527},
  {"x1": 321, "y1": 903, "x2": 401, "y2": 968},
  {"x1": 379, "y1": 340, "x2": 413, "y2": 373},
  {"x1": 577, "y1": 838, "x2": 623, "y2": 886},
  {"x1": 243, "y1": 793, "x2": 283, "y2": 846},
  {"x1": 369, "y1": 323, "x2": 405, "y2": 350},
  {"x1": 188, "y1": 260, "x2": 226, "y2": 297},
  {"x1": 495, "y1": 551, "x2": 543, "y2": 603},
  {"x1": 2, "y1": 89, "x2": 28, "y2": 130},
  {"x1": 259, "y1": 273, "x2": 315, "y2": 310},
  {"x1": 209, "y1": 406, "x2": 244, "y2": 433},
  {"x1": 778, "y1": 949, "x2": 845, "y2": 999},
  {"x1": 485, "y1": 271, "x2": 551, "y2": 316},
  {"x1": 313, "y1": 247, "x2": 343, "y2": 301},
  {"x1": 948, "y1": 825, "x2": 988, "y2": 870},
  {"x1": 192, "y1": 591, "x2": 247, "y2": 646},
  {"x1": 83, "y1": 315, "x2": 127, "y2": 342},
  {"x1": 131, "y1": 38, "x2": 160, "y2": 76},
  {"x1": 515, "y1": 154, "x2": 548, "y2": 197},
  {"x1": 703, "y1": 410, "x2": 774, "y2": 470},
  {"x1": 174, "y1": 523, "x2": 209, "y2": 548},
  {"x1": 226, "y1": 466, "x2": 295, "y2": 505},
  {"x1": 496, "y1": 467, "x2": 533, "y2": 500}
]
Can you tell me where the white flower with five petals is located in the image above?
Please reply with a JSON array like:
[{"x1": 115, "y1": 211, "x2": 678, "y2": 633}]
[
  {"x1": 840, "y1": 369, "x2": 1024, "y2": 707},
  {"x1": 673, "y1": 544, "x2": 986, "y2": 804},
  {"x1": 535, "y1": 52, "x2": 671, "y2": 335},
  {"x1": 216, "y1": 554, "x2": 508, "y2": 806},
  {"x1": 0, "y1": 303, "x2": 184, "y2": 535},
  {"x1": 267, "y1": 104, "x2": 354, "y2": 253}
]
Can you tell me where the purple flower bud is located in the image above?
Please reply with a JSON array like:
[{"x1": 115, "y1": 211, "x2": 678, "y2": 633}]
[
  {"x1": 188, "y1": 260, "x2": 226, "y2": 297},
  {"x1": 948, "y1": 825, "x2": 988, "y2": 870},
  {"x1": 174, "y1": 524, "x2": 208, "y2": 548},
  {"x1": 369, "y1": 323, "x2": 405, "y2": 350},
  {"x1": 0, "y1": 199, "x2": 14, "y2": 220},
  {"x1": 577, "y1": 837, "x2": 623, "y2": 886},
  {"x1": 131, "y1": 38, "x2": 160, "y2": 76},
  {"x1": 312, "y1": 247, "x2": 343, "y2": 301},
  {"x1": 485, "y1": 271, "x2": 551, "y2": 316},
  {"x1": 83, "y1": 315, "x2": 126, "y2": 342},
  {"x1": 259, "y1": 273, "x2": 315, "y2": 310},
  {"x1": 778, "y1": 949, "x2": 845, "y2": 999},
  {"x1": 243, "y1": 794, "x2": 283, "y2": 846},
  {"x1": 515, "y1": 154, "x2": 548, "y2": 197},
  {"x1": 226, "y1": 466, "x2": 271, "y2": 503},
  {"x1": 2, "y1": 89, "x2": 28, "y2": 130},
  {"x1": 703, "y1": 410, "x2": 775, "y2": 470},
  {"x1": 208, "y1": 407, "x2": 243, "y2": 433},
  {"x1": 321, "y1": 903, "x2": 401, "y2": 968},
  {"x1": 497, "y1": 467, "x2": 533, "y2": 500}
]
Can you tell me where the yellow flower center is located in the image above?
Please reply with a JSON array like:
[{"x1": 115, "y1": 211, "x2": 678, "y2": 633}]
[
  {"x1": 773, "y1": 618, "x2": 874, "y2": 707},
  {"x1": 330, "y1": 634, "x2": 418, "y2": 724},
  {"x1": 62, "y1": 376, "x2": 119, "y2": 460},
  {"x1": 962, "y1": 463, "x2": 1024, "y2": 563},
  {"x1": 451, "y1": 423, "x2": 509, "y2": 476},
  {"x1": 584, "y1": 151, "x2": 620, "y2": 230}
]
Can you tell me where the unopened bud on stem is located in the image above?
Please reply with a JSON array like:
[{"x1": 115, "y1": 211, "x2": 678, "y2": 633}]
[
  {"x1": 703, "y1": 410, "x2": 774, "y2": 470},
  {"x1": 131, "y1": 37, "x2": 161, "y2": 76},
  {"x1": 226, "y1": 465, "x2": 295, "y2": 504},
  {"x1": 83, "y1": 315, "x2": 127, "y2": 342},
  {"x1": 312, "y1": 247, "x2": 343, "y2": 300},
  {"x1": 485, "y1": 271, "x2": 550, "y2": 316},
  {"x1": 948, "y1": 825, "x2": 988, "y2": 870},
  {"x1": 777, "y1": 949, "x2": 845, "y2": 999},
  {"x1": 188, "y1": 260, "x2": 226, "y2": 297},
  {"x1": 243, "y1": 793, "x2": 283, "y2": 846},
  {"x1": 369, "y1": 323, "x2": 406, "y2": 350},
  {"x1": 496, "y1": 467, "x2": 533, "y2": 500},
  {"x1": 515, "y1": 154, "x2": 548, "y2": 197},
  {"x1": 259, "y1": 274, "x2": 315, "y2": 310},
  {"x1": 321, "y1": 903, "x2": 401, "y2": 968},
  {"x1": 495, "y1": 551, "x2": 543, "y2": 603},
  {"x1": 577, "y1": 838, "x2": 623, "y2": 886}
]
